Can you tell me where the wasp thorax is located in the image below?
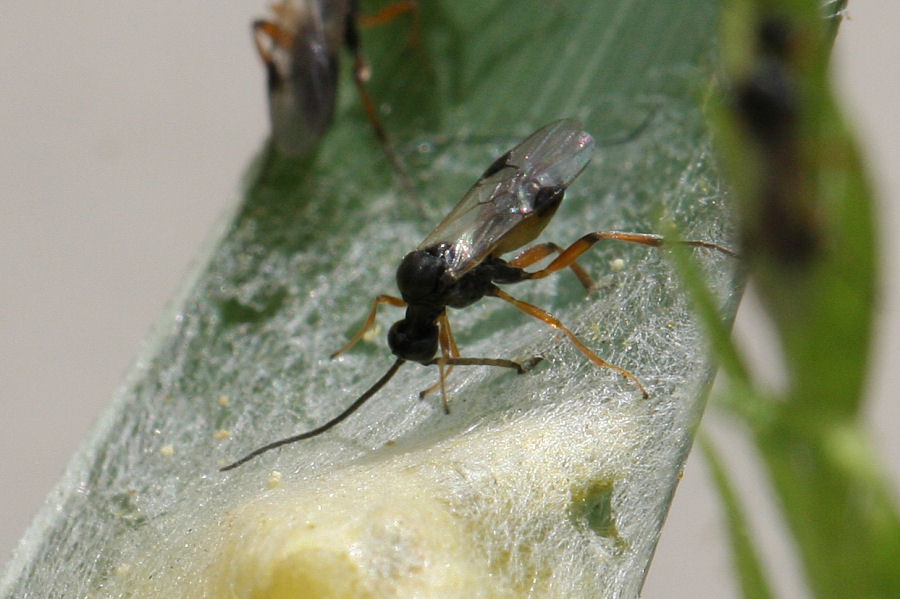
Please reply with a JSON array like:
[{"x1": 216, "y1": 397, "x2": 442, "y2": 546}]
[{"x1": 395, "y1": 244, "x2": 451, "y2": 306}]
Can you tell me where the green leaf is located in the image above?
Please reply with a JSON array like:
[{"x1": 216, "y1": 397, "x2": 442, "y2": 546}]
[
  {"x1": 707, "y1": 1, "x2": 900, "y2": 598},
  {"x1": 0, "y1": 1, "x2": 740, "y2": 597},
  {"x1": 699, "y1": 434, "x2": 775, "y2": 599}
]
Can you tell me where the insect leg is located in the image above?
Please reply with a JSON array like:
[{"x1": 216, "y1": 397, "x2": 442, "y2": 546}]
[
  {"x1": 418, "y1": 354, "x2": 543, "y2": 403},
  {"x1": 331, "y1": 294, "x2": 407, "y2": 359},
  {"x1": 357, "y1": 1, "x2": 421, "y2": 46},
  {"x1": 522, "y1": 231, "x2": 736, "y2": 282},
  {"x1": 419, "y1": 312, "x2": 460, "y2": 410},
  {"x1": 420, "y1": 315, "x2": 542, "y2": 408},
  {"x1": 508, "y1": 242, "x2": 596, "y2": 290},
  {"x1": 488, "y1": 287, "x2": 649, "y2": 398},
  {"x1": 251, "y1": 20, "x2": 293, "y2": 64},
  {"x1": 357, "y1": 1, "x2": 434, "y2": 93},
  {"x1": 435, "y1": 353, "x2": 449, "y2": 413},
  {"x1": 344, "y1": 8, "x2": 421, "y2": 209},
  {"x1": 434, "y1": 356, "x2": 543, "y2": 373}
]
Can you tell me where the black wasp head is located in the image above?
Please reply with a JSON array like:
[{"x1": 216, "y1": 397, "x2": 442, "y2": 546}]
[
  {"x1": 388, "y1": 318, "x2": 438, "y2": 363},
  {"x1": 395, "y1": 244, "x2": 451, "y2": 306}
]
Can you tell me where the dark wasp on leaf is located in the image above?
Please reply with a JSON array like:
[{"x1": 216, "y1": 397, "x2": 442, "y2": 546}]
[
  {"x1": 252, "y1": 0, "x2": 419, "y2": 195},
  {"x1": 221, "y1": 119, "x2": 736, "y2": 471}
]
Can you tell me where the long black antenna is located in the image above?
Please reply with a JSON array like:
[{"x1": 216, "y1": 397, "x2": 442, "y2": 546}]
[{"x1": 220, "y1": 358, "x2": 406, "y2": 471}]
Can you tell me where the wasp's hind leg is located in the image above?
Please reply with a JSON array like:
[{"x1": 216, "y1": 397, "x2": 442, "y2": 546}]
[
  {"x1": 488, "y1": 286, "x2": 649, "y2": 398},
  {"x1": 508, "y1": 242, "x2": 597, "y2": 291}
]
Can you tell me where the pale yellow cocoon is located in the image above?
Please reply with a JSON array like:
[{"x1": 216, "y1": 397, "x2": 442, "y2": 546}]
[
  {"x1": 210, "y1": 470, "x2": 490, "y2": 598},
  {"x1": 119, "y1": 404, "x2": 638, "y2": 598}
]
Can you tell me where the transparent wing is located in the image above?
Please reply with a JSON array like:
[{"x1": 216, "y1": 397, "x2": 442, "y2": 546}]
[
  {"x1": 289, "y1": 8, "x2": 338, "y2": 131},
  {"x1": 262, "y1": 0, "x2": 349, "y2": 154},
  {"x1": 419, "y1": 119, "x2": 595, "y2": 278}
]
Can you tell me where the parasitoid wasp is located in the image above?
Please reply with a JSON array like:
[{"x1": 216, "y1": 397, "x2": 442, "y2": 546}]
[
  {"x1": 252, "y1": 0, "x2": 418, "y2": 188},
  {"x1": 221, "y1": 118, "x2": 735, "y2": 471}
]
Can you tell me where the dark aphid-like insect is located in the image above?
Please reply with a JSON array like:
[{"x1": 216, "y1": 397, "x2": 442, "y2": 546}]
[
  {"x1": 252, "y1": 0, "x2": 417, "y2": 184},
  {"x1": 220, "y1": 119, "x2": 735, "y2": 471}
]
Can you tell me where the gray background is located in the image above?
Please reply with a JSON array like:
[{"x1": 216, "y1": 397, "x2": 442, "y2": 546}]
[{"x1": 2, "y1": 3, "x2": 897, "y2": 596}]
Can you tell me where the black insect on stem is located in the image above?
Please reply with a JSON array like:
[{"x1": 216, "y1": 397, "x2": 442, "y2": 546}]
[
  {"x1": 220, "y1": 119, "x2": 735, "y2": 471},
  {"x1": 732, "y1": 15, "x2": 821, "y2": 266}
]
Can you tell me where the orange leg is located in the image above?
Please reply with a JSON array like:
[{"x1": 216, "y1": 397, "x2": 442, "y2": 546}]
[
  {"x1": 522, "y1": 231, "x2": 737, "y2": 282},
  {"x1": 331, "y1": 294, "x2": 406, "y2": 358},
  {"x1": 251, "y1": 20, "x2": 293, "y2": 65},
  {"x1": 419, "y1": 313, "x2": 541, "y2": 411},
  {"x1": 419, "y1": 353, "x2": 543, "y2": 411},
  {"x1": 348, "y1": 55, "x2": 421, "y2": 211},
  {"x1": 358, "y1": 1, "x2": 421, "y2": 46},
  {"x1": 431, "y1": 356, "x2": 542, "y2": 373},
  {"x1": 419, "y1": 312, "x2": 459, "y2": 410},
  {"x1": 509, "y1": 242, "x2": 596, "y2": 290},
  {"x1": 488, "y1": 287, "x2": 649, "y2": 398},
  {"x1": 345, "y1": 4, "x2": 422, "y2": 210}
]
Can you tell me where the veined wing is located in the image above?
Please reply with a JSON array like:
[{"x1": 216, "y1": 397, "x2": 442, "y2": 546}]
[{"x1": 419, "y1": 119, "x2": 595, "y2": 279}]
